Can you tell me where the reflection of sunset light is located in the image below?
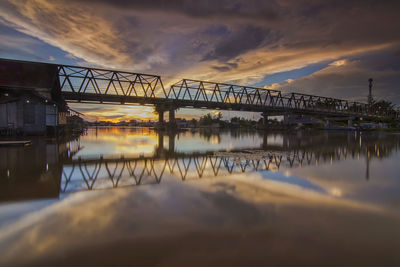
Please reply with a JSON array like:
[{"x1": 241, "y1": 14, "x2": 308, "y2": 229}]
[
  {"x1": 75, "y1": 128, "x2": 158, "y2": 157},
  {"x1": 210, "y1": 136, "x2": 220, "y2": 144},
  {"x1": 69, "y1": 104, "x2": 157, "y2": 122},
  {"x1": 331, "y1": 188, "x2": 342, "y2": 197},
  {"x1": 330, "y1": 59, "x2": 347, "y2": 66}
]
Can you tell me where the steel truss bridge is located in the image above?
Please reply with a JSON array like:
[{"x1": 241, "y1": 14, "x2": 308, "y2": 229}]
[{"x1": 56, "y1": 64, "x2": 397, "y2": 119}]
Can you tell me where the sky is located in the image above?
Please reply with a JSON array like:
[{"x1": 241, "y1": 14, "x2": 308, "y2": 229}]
[{"x1": 0, "y1": 0, "x2": 399, "y2": 121}]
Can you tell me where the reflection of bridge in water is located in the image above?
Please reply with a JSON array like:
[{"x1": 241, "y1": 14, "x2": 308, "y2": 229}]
[
  {"x1": 1, "y1": 131, "x2": 399, "y2": 200},
  {"x1": 59, "y1": 150, "x2": 342, "y2": 193},
  {"x1": 61, "y1": 131, "x2": 400, "y2": 192}
]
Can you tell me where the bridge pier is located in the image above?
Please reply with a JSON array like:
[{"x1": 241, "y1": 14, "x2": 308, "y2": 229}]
[
  {"x1": 155, "y1": 105, "x2": 166, "y2": 127},
  {"x1": 156, "y1": 108, "x2": 164, "y2": 127},
  {"x1": 155, "y1": 104, "x2": 177, "y2": 129},
  {"x1": 168, "y1": 108, "x2": 177, "y2": 128},
  {"x1": 158, "y1": 110, "x2": 164, "y2": 125},
  {"x1": 262, "y1": 113, "x2": 267, "y2": 125}
]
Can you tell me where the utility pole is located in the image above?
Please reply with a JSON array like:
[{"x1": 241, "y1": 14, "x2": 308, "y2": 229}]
[{"x1": 368, "y1": 78, "x2": 373, "y2": 107}]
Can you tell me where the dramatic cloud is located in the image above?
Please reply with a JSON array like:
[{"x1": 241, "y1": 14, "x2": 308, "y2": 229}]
[
  {"x1": 270, "y1": 48, "x2": 400, "y2": 103},
  {"x1": 68, "y1": 103, "x2": 157, "y2": 122},
  {"x1": 0, "y1": 0, "x2": 399, "y2": 119}
]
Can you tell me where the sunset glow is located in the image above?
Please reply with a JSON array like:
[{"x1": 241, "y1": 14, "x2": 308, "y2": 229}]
[{"x1": 1, "y1": 0, "x2": 399, "y2": 119}]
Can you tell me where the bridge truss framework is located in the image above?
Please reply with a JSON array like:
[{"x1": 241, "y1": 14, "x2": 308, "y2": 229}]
[{"x1": 56, "y1": 64, "x2": 397, "y2": 120}]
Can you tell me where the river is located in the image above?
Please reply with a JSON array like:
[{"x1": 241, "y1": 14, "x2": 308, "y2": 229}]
[{"x1": 1, "y1": 127, "x2": 400, "y2": 266}]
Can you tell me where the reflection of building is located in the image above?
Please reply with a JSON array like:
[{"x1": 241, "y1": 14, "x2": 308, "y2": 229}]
[
  {"x1": 0, "y1": 59, "x2": 66, "y2": 135},
  {"x1": 0, "y1": 139, "x2": 63, "y2": 201}
]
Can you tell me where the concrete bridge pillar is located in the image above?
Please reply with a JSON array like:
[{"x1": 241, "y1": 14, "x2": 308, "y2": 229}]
[
  {"x1": 158, "y1": 110, "x2": 164, "y2": 125},
  {"x1": 169, "y1": 108, "x2": 176, "y2": 128},
  {"x1": 155, "y1": 104, "x2": 166, "y2": 127},
  {"x1": 261, "y1": 112, "x2": 268, "y2": 127}
]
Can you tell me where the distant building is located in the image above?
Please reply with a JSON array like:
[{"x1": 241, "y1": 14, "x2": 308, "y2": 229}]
[{"x1": 176, "y1": 118, "x2": 189, "y2": 128}]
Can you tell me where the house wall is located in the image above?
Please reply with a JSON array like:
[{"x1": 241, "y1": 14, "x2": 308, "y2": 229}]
[
  {"x1": 0, "y1": 104, "x2": 6, "y2": 128},
  {"x1": 46, "y1": 105, "x2": 58, "y2": 126},
  {"x1": 22, "y1": 101, "x2": 46, "y2": 134},
  {"x1": 0, "y1": 102, "x2": 18, "y2": 129},
  {"x1": 0, "y1": 59, "x2": 61, "y2": 135},
  {"x1": 7, "y1": 102, "x2": 18, "y2": 128},
  {"x1": 0, "y1": 98, "x2": 52, "y2": 135}
]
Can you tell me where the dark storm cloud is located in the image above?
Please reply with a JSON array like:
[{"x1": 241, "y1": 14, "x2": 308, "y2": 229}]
[
  {"x1": 271, "y1": 48, "x2": 400, "y2": 104},
  {"x1": 203, "y1": 25, "x2": 271, "y2": 61},
  {"x1": 76, "y1": 0, "x2": 281, "y2": 21},
  {"x1": 212, "y1": 62, "x2": 238, "y2": 72}
]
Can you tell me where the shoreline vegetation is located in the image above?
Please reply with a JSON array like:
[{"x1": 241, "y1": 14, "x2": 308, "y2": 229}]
[
  {"x1": 87, "y1": 111, "x2": 400, "y2": 132},
  {"x1": 1, "y1": 110, "x2": 399, "y2": 138}
]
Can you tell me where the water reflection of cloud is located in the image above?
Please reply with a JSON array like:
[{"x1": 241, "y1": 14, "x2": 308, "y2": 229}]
[
  {"x1": 0, "y1": 173, "x2": 399, "y2": 266},
  {"x1": 0, "y1": 189, "x2": 128, "y2": 264},
  {"x1": 259, "y1": 170, "x2": 327, "y2": 195},
  {"x1": 283, "y1": 153, "x2": 400, "y2": 210}
]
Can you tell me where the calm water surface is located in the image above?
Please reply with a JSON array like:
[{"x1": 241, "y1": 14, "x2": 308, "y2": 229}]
[{"x1": 1, "y1": 127, "x2": 400, "y2": 266}]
